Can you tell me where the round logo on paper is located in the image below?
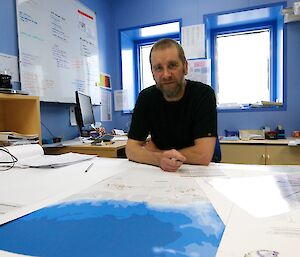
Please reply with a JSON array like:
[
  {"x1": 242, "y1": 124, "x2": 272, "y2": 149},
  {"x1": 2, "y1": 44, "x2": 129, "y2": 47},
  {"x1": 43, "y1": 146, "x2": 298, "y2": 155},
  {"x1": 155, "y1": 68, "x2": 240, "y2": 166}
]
[{"x1": 244, "y1": 250, "x2": 279, "y2": 257}]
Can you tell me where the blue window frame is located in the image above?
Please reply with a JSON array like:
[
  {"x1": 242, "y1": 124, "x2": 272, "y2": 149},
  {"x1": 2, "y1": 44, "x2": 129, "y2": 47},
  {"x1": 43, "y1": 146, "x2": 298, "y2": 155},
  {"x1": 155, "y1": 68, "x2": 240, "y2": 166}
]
[
  {"x1": 204, "y1": 3, "x2": 285, "y2": 111},
  {"x1": 119, "y1": 20, "x2": 181, "y2": 112}
]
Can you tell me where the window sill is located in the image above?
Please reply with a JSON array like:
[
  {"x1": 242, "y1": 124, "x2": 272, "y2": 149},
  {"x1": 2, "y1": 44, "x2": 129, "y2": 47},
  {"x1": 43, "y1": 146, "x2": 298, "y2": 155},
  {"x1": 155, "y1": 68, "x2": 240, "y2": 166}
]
[{"x1": 218, "y1": 105, "x2": 285, "y2": 112}]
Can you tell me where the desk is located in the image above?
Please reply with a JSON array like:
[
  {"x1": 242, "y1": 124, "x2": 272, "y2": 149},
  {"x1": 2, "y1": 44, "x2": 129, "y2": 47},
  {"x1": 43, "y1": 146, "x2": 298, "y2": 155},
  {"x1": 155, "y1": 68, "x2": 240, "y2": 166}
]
[
  {"x1": 0, "y1": 161, "x2": 300, "y2": 257},
  {"x1": 43, "y1": 140, "x2": 127, "y2": 158},
  {"x1": 220, "y1": 139, "x2": 300, "y2": 165}
]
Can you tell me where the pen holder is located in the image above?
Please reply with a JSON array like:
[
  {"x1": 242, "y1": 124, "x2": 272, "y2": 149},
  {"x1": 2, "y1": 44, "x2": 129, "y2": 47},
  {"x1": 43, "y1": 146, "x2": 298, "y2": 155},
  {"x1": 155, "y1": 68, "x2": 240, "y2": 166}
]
[{"x1": 0, "y1": 74, "x2": 12, "y2": 89}]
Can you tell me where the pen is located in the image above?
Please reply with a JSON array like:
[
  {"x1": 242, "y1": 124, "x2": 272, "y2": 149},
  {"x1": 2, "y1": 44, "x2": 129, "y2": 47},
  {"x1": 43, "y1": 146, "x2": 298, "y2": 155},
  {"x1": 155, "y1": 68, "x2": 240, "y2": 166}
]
[
  {"x1": 85, "y1": 163, "x2": 94, "y2": 173},
  {"x1": 170, "y1": 157, "x2": 183, "y2": 163}
]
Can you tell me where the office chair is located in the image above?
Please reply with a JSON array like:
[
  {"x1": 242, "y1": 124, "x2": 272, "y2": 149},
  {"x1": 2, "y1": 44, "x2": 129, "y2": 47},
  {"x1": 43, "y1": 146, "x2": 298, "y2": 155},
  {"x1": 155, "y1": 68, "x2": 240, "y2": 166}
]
[{"x1": 211, "y1": 137, "x2": 222, "y2": 163}]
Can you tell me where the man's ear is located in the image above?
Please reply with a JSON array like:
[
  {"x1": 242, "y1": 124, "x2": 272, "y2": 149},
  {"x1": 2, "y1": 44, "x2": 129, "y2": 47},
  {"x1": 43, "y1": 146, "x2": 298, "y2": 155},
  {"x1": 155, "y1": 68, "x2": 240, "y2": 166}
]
[
  {"x1": 151, "y1": 69, "x2": 156, "y2": 80},
  {"x1": 184, "y1": 61, "x2": 188, "y2": 75}
]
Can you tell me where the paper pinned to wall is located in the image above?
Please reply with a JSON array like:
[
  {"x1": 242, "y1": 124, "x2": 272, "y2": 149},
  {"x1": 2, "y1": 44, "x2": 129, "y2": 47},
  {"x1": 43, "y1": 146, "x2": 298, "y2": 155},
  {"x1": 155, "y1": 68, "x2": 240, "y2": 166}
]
[
  {"x1": 97, "y1": 72, "x2": 111, "y2": 89},
  {"x1": 69, "y1": 106, "x2": 77, "y2": 126},
  {"x1": 181, "y1": 24, "x2": 205, "y2": 59},
  {"x1": 114, "y1": 89, "x2": 129, "y2": 111},
  {"x1": 185, "y1": 59, "x2": 211, "y2": 85},
  {"x1": 100, "y1": 88, "x2": 112, "y2": 121}
]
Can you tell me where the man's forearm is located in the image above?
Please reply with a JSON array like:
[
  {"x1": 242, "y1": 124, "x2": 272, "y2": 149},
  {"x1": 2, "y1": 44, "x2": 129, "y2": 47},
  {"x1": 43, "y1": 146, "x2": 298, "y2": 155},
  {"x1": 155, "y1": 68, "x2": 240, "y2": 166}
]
[
  {"x1": 126, "y1": 139, "x2": 186, "y2": 172},
  {"x1": 178, "y1": 137, "x2": 216, "y2": 166},
  {"x1": 126, "y1": 141, "x2": 162, "y2": 167},
  {"x1": 179, "y1": 147, "x2": 211, "y2": 165}
]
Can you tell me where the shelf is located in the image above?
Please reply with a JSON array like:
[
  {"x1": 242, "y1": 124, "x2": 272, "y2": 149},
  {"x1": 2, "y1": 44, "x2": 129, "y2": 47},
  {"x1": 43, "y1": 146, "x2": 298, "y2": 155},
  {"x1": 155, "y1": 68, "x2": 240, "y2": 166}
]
[{"x1": 0, "y1": 93, "x2": 41, "y2": 144}]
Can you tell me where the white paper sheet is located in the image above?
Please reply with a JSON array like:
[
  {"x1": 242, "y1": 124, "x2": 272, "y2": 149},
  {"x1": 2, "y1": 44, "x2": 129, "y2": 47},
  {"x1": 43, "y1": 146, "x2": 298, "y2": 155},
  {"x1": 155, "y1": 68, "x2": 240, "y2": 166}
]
[
  {"x1": 185, "y1": 59, "x2": 211, "y2": 85},
  {"x1": 209, "y1": 173, "x2": 300, "y2": 218},
  {"x1": 181, "y1": 24, "x2": 205, "y2": 59},
  {"x1": 114, "y1": 89, "x2": 129, "y2": 111},
  {"x1": 0, "y1": 158, "x2": 127, "y2": 225},
  {"x1": 216, "y1": 206, "x2": 300, "y2": 257},
  {"x1": 100, "y1": 88, "x2": 112, "y2": 121},
  {"x1": 69, "y1": 105, "x2": 77, "y2": 126},
  {"x1": 196, "y1": 179, "x2": 234, "y2": 225},
  {"x1": 179, "y1": 163, "x2": 227, "y2": 177},
  {"x1": 17, "y1": 152, "x2": 96, "y2": 168},
  {"x1": 1, "y1": 144, "x2": 95, "y2": 168},
  {"x1": 2, "y1": 144, "x2": 44, "y2": 162}
]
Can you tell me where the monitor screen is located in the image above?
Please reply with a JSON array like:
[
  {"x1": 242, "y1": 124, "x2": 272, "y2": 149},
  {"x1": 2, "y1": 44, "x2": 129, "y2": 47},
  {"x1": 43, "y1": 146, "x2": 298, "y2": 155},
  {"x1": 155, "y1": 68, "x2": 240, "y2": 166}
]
[{"x1": 75, "y1": 91, "x2": 95, "y2": 136}]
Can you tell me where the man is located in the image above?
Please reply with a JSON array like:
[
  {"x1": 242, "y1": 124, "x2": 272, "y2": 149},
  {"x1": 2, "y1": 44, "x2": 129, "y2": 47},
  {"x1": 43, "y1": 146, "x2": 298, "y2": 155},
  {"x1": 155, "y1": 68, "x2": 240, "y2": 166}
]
[{"x1": 126, "y1": 38, "x2": 217, "y2": 172}]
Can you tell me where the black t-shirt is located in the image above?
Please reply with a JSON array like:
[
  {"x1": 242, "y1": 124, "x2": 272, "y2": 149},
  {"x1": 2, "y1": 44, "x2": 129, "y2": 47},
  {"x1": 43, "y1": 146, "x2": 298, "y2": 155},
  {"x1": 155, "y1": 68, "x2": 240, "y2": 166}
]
[{"x1": 128, "y1": 80, "x2": 217, "y2": 150}]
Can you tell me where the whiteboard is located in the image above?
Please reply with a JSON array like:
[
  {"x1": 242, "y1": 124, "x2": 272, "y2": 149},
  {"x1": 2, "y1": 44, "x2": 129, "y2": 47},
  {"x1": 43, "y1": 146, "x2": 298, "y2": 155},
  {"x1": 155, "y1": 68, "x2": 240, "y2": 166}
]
[{"x1": 16, "y1": 0, "x2": 100, "y2": 104}]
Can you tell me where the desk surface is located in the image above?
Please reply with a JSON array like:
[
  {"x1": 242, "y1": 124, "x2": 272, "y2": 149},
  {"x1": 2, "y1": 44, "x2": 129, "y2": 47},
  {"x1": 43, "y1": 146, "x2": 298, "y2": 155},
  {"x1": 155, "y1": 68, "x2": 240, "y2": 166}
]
[
  {"x1": 220, "y1": 138, "x2": 295, "y2": 145},
  {"x1": 43, "y1": 140, "x2": 127, "y2": 158},
  {"x1": 1, "y1": 160, "x2": 300, "y2": 257}
]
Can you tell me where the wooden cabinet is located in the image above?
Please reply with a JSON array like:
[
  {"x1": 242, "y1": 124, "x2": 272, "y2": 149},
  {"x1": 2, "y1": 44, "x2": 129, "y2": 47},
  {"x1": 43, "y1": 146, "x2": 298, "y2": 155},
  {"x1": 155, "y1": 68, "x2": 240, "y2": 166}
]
[
  {"x1": 0, "y1": 93, "x2": 41, "y2": 143},
  {"x1": 266, "y1": 145, "x2": 300, "y2": 165},
  {"x1": 220, "y1": 144, "x2": 266, "y2": 164},
  {"x1": 220, "y1": 140, "x2": 300, "y2": 165}
]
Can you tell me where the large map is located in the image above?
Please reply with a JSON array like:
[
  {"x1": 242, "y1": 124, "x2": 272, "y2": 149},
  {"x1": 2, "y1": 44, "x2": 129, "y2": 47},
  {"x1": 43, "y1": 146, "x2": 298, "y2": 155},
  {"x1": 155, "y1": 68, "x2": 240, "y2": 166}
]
[{"x1": 0, "y1": 168, "x2": 224, "y2": 257}]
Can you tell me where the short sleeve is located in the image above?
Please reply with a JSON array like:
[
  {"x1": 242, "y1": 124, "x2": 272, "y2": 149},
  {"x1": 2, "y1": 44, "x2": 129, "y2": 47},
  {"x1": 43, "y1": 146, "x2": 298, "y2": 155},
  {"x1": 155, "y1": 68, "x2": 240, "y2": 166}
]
[
  {"x1": 128, "y1": 91, "x2": 151, "y2": 141},
  {"x1": 193, "y1": 87, "x2": 217, "y2": 139}
]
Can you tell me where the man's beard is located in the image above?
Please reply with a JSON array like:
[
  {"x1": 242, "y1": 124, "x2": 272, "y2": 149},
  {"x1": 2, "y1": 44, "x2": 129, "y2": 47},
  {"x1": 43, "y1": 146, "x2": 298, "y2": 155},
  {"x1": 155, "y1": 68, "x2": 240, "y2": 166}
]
[{"x1": 157, "y1": 80, "x2": 184, "y2": 100}]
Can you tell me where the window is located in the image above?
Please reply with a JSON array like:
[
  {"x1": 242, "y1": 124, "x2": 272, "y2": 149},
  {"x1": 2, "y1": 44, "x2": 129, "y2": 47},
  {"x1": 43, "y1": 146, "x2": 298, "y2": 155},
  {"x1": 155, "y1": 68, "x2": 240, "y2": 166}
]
[
  {"x1": 120, "y1": 20, "x2": 181, "y2": 111},
  {"x1": 205, "y1": 3, "x2": 284, "y2": 109},
  {"x1": 216, "y1": 29, "x2": 271, "y2": 105},
  {"x1": 139, "y1": 44, "x2": 155, "y2": 90}
]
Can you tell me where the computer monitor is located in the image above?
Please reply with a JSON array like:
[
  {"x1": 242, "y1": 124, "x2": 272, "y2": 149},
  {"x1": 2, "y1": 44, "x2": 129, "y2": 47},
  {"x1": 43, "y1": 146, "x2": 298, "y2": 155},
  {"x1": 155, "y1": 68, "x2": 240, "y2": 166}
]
[{"x1": 75, "y1": 91, "x2": 95, "y2": 137}]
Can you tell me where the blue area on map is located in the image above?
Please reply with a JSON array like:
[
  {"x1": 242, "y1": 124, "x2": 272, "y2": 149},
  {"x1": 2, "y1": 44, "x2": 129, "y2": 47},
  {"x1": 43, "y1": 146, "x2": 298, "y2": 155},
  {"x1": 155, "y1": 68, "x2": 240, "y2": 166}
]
[{"x1": 0, "y1": 200, "x2": 224, "y2": 257}]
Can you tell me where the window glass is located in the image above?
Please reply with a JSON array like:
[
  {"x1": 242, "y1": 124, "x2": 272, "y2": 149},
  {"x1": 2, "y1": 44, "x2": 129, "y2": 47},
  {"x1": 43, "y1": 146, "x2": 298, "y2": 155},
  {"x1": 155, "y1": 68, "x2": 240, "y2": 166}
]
[
  {"x1": 121, "y1": 49, "x2": 135, "y2": 111},
  {"x1": 140, "y1": 44, "x2": 155, "y2": 90},
  {"x1": 141, "y1": 22, "x2": 179, "y2": 37},
  {"x1": 205, "y1": 3, "x2": 284, "y2": 110},
  {"x1": 216, "y1": 29, "x2": 271, "y2": 106}
]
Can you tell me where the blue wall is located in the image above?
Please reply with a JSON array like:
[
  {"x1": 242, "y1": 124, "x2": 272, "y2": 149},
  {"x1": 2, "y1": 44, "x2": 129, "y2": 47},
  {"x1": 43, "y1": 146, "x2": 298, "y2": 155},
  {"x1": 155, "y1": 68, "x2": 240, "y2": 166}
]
[
  {"x1": 110, "y1": 0, "x2": 300, "y2": 136},
  {"x1": 0, "y1": 0, "x2": 115, "y2": 140},
  {"x1": 0, "y1": 0, "x2": 299, "y2": 141}
]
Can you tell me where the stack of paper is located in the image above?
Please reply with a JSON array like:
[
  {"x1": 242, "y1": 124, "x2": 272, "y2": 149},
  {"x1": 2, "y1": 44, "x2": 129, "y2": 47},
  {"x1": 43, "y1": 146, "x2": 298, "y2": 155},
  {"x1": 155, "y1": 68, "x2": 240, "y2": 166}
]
[
  {"x1": 0, "y1": 131, "x2": 39, "y2": 146},
  {"x1": 17, "y1": 152, "x2": 96, "y2": 168},
  {"x1": 239, "y1": 129, "x2": 265, "y2": 140},
  {"x1": 288, "y1": 138, "x2": 300, "y2": 146},
  {"x1": 251, "y1": 101, "x2": 283, "y2": 108},
  {"x1": 0, "y1": 144, "x2": 96, "y2": 168}
]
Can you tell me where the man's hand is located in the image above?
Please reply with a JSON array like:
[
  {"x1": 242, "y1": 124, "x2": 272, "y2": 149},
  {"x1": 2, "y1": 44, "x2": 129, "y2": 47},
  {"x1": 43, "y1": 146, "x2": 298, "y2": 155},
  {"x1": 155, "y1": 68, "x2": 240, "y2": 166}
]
[
  {"x1": 160, "y1": 149, "x2": 186, "y2": 172},
  {"x1": 126, "y1": 137, "x2": 216, "y2": 172},
  {"x1": 126, "y1": 139, "x2": 187, "y2": 172}
]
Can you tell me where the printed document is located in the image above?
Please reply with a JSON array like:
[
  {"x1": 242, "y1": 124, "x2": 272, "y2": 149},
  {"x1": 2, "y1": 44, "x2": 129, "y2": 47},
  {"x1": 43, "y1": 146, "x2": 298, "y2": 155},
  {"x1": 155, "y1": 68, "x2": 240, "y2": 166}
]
[
  {"x1": 209, "y1": 173, "x2": 300, "y2": 217},
  {"x1": 1, "y1": 144, "x2": 95, "y2": 168}
]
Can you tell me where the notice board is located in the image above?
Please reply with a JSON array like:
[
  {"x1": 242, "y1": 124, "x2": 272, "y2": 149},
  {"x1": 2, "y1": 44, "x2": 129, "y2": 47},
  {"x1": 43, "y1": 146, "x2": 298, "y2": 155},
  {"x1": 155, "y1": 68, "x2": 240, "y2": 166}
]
[{"x1": 16, "y1": 0, "x2": 100, "y2": 103}]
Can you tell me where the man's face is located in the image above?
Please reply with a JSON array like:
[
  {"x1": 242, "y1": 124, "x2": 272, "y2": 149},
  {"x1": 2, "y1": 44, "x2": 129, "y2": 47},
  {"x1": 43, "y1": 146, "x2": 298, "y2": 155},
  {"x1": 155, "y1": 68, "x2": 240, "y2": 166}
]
[{"x1": 151, "y1": 46, "x2": 187, "y2": 101}]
